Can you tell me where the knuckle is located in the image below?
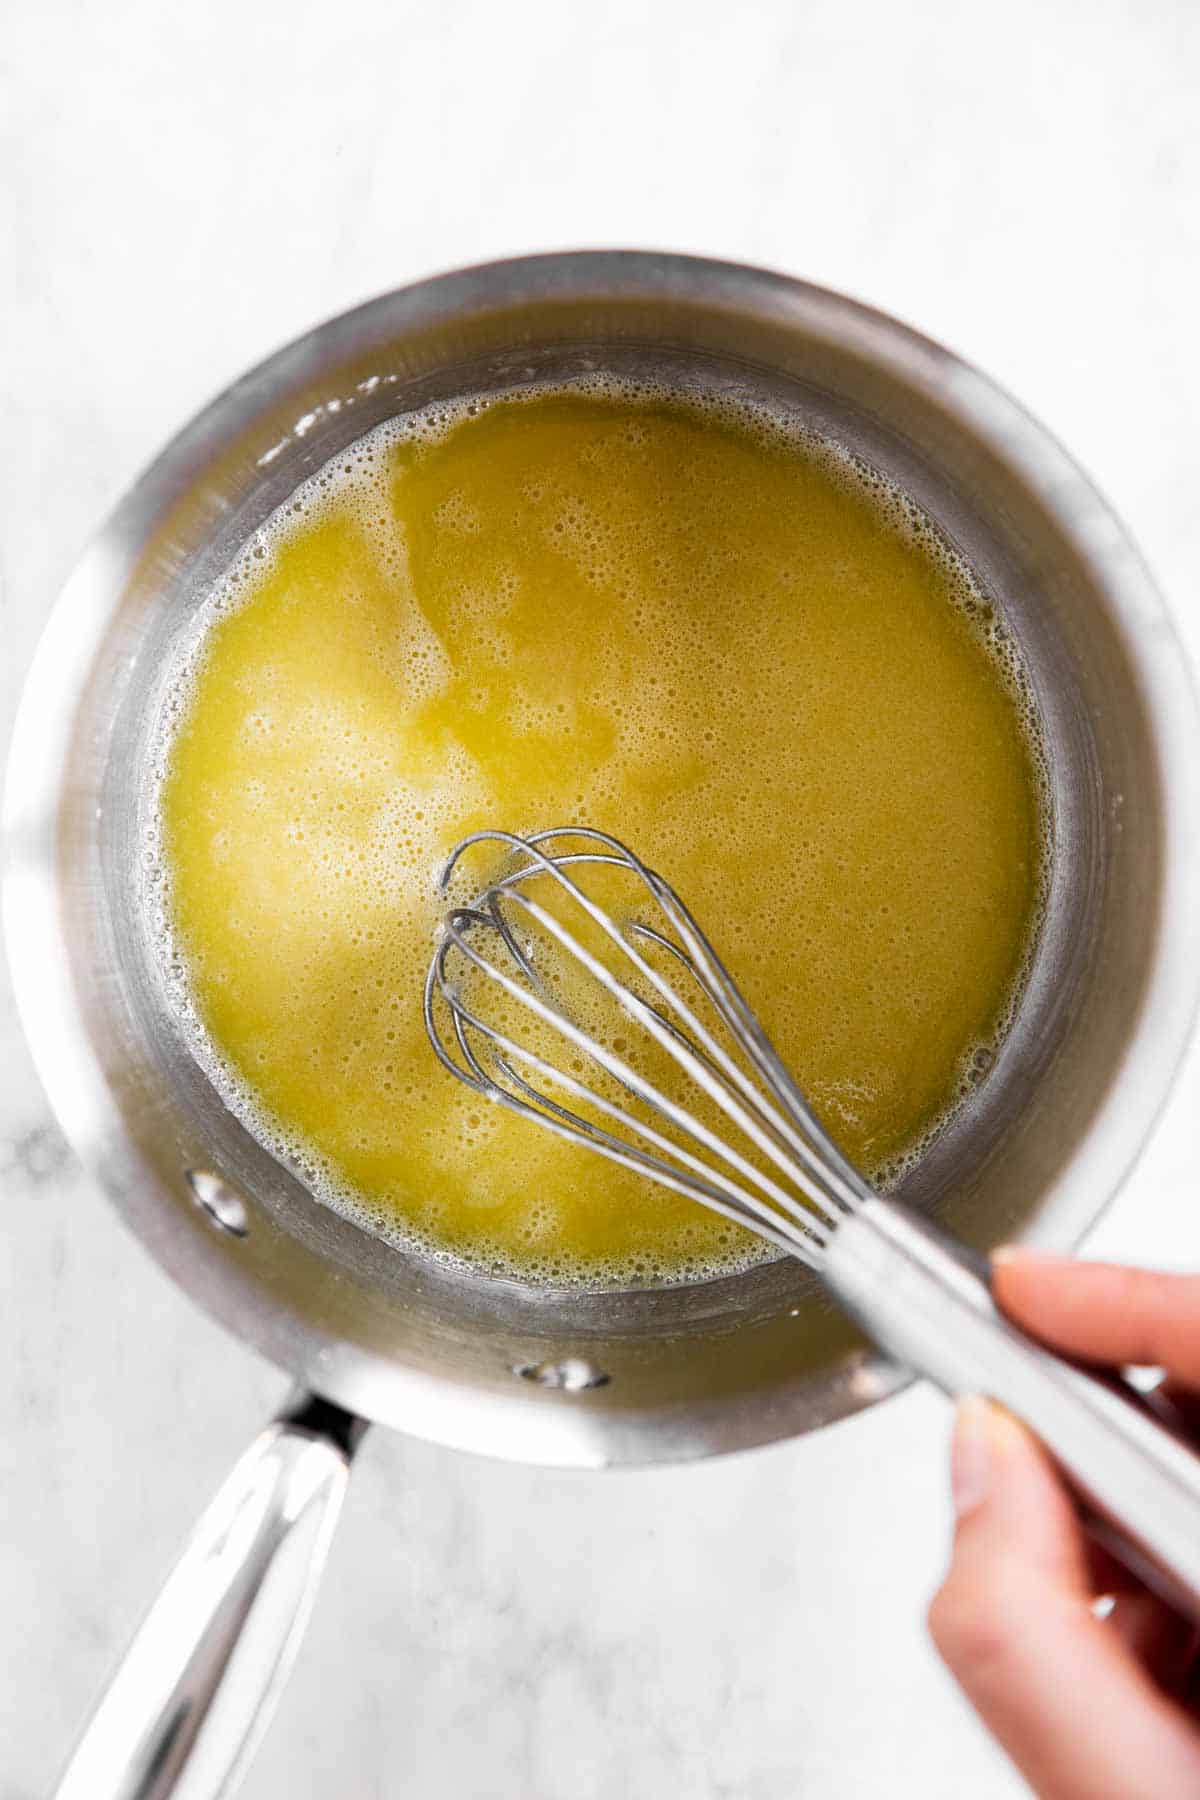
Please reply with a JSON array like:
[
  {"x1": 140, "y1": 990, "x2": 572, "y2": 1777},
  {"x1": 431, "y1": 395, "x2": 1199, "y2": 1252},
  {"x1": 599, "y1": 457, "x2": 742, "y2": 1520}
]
[{"x1": 928, "y1": 1564, "x2": 1026, "y2": 1685}]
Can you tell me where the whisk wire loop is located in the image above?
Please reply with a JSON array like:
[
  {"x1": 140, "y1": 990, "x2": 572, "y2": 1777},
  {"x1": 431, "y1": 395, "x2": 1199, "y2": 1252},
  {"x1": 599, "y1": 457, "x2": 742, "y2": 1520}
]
[
  {"x1": 436, "y1": 892, "x2": 830, "y2": 1239},
  {"x1": 425, "y1": 828, "x2": 879, "y2": 1260},
  {"x1": 456, "y1": 828, "x2": 865, "y2": 1213},
  {"x1": 425, "y1": 934, "x2": 824, "y2": 1257}
]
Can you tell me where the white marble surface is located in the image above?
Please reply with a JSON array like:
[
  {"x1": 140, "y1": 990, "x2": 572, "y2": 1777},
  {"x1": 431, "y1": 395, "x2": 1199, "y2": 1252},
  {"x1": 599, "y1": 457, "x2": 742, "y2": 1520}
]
[{"x1": 3, "y1": 2, "x2": 1200, "y2": 1794}]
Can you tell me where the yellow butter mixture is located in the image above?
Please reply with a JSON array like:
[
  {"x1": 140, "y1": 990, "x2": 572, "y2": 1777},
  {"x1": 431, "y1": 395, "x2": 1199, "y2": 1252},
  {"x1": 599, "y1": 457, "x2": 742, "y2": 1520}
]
[{"x1": 159, "y1": 386, "x2": 1045, "y2": 1285}]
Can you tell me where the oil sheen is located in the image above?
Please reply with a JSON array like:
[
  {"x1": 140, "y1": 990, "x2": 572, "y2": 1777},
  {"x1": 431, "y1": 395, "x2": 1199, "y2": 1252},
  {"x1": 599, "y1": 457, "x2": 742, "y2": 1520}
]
[{"x1": 157, "y1": 384, "x2": 1046, "y2": 1287}]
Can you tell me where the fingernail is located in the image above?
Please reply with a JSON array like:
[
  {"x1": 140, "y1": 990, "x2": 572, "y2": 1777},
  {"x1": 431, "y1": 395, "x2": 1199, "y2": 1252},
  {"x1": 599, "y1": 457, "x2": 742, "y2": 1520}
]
[
  {"x1": 951, "y1": 1396, "x2": 995, "y2": 1517},
  {"x1": 992, "y1": 1244, "x2": 1068, "y2": 1266}
]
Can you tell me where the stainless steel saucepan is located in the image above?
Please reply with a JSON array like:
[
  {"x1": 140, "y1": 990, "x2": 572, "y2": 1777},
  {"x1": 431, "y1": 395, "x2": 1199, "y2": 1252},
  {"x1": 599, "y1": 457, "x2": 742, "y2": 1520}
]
[{"x1": 6, "y1": 252, "x2": 1199, "y2": 1798}]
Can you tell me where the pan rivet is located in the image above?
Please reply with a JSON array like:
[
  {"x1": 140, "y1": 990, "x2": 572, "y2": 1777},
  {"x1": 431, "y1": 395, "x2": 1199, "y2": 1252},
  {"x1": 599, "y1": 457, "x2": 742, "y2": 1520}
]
[
  {"x1": 515, "y1": 1357, "x2": 610, "y2": 1391},
  {"x1": 186, "y1": 1170, "x2": 250, "y2": 1238}
]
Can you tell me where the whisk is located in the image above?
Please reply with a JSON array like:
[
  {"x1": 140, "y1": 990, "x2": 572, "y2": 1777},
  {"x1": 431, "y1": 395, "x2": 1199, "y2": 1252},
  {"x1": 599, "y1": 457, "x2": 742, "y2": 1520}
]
[{"x1": 426, "y1": 825, "x2": 1200, "y2": 1621}]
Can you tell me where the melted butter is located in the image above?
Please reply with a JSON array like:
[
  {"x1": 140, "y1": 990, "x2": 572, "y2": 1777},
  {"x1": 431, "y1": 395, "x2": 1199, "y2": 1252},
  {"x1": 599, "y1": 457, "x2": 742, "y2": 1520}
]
[{"x1": 159, "y1": 386, "x2": 1045, "y2": 1286}]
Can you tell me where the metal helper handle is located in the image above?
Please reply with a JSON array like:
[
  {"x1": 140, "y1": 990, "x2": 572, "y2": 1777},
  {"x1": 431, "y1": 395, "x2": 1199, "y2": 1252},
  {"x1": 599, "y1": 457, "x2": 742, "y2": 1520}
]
[
  {"x1": 824, "y1": 1198, "x2": 1200, "y2": 1623},
  {"x1": 54, "y1": 1393, "x2": 368, "y2": 1800}
]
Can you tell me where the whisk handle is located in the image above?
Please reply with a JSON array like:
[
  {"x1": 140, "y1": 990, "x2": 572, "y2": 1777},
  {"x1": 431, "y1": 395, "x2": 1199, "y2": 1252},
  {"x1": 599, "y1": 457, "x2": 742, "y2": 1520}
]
[{"x1": 824, "y1": 1197, "x2": 1200, "y2": 1624}]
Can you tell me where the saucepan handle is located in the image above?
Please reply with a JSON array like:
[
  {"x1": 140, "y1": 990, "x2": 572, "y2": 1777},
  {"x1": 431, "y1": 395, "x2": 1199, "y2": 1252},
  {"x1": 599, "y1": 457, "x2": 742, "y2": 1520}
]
[
  {"x1": 824, "y1": 1197, "x2": 1200, "y2": 1623},
  {"x1": 53, "y1": 1392, "x2": 368, "y2": 1800}
]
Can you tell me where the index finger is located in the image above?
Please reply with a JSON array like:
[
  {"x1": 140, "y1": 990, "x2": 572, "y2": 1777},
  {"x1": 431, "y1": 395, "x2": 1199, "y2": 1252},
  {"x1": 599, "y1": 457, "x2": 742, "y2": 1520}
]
[{"x1": 993, "y1": 1253, "x2": 1200, "y2": 1387}]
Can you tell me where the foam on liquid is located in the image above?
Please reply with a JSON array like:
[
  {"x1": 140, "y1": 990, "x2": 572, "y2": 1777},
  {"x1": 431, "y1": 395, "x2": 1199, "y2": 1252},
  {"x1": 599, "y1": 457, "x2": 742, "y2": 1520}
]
[{"x1": 151, "y1": 380, "x2": 1049, "y2": 1288}]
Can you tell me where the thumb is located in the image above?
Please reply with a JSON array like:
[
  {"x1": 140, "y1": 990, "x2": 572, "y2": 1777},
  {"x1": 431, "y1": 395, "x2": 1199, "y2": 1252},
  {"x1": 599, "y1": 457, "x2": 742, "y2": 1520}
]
[{"x1": 929, "y1": 1398, "x2": 1200, "y2": 1800}]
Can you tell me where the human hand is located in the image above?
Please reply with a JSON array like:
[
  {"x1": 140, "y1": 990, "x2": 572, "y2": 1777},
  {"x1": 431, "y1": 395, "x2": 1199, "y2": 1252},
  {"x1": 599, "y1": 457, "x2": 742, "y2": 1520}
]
[{"x1": 929, "y1": 1252, "x2": 1200, "y2": 1799}]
